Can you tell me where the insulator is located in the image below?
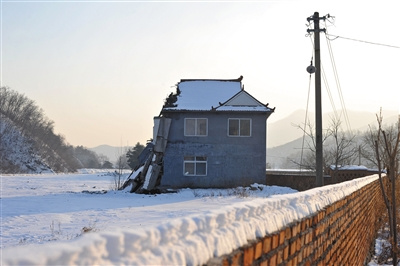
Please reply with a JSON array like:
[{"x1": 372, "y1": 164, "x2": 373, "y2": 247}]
[{"x1": 306, "y1": 65, "x2": 316, "y2": 74}]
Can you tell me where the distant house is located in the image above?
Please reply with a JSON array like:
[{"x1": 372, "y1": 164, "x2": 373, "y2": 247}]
[{"x1": 157, "y1": 76, "x2": 275, "y2": 189}]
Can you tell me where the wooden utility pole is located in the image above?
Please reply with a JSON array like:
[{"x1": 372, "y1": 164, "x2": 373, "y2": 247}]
[{"x1": 307, "y1": 12, "x2": 326, "y2": 187}]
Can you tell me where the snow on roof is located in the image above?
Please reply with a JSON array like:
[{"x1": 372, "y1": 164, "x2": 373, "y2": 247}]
[
  {"x1": 329, "y1": 165, "x2": 370, "y2": 171},
  {"x1": 215, "y1": 106, "x2": 270, "y2": 111},
  {"x1": 162, "y1": 78, "x2": 272, "y2": 112}
]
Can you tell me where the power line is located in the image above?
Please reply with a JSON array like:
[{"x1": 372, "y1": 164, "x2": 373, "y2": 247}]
[
  {"x1": 308, "y1": 36, "x2": 341, "y2": 125},
  {"x1": 326, "y1": 33, "x2": 400, "y2": 49},
  {"x1": 300, "y1": 71, "x2": 312, "y2": 172},
  {"x1": 321, "y1": 64, "x2": 340, "y2": 122},
  {"x1": 324, "y1": 23, "x2": 352, "y2": 133}
]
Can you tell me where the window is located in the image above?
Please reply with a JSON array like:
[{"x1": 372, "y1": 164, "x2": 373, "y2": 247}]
[
  {"x1": 228, "y1": 118, "x2": 251, "y2": 137},
  {"x1": 184, "y1": 156, "x2": 207, "y2": 176},
  {"x1": 185, "y1": 118, "x2": 207, "y2": 136}
]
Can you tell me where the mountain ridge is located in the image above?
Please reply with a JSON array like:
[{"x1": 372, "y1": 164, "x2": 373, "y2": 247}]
[
  {"x1": 267, "y1": 109, "x2": 398, "y2": 148},
  {"x1": 267, "y1": 109, "x2": 398, "y2": 169},
  {"x1": 89, "y1": 145, "x2": 133, "y2": 163}
]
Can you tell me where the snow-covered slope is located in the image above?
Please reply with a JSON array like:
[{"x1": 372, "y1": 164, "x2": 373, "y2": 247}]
[
  {"x1": 1, "y1": 171, "x2": 378, "y2": 265},
  {"x1": 0, "y1": 117, "x2": 52, "y2": 173}
]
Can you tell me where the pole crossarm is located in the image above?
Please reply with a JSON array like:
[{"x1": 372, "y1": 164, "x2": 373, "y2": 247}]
[
  {"x1": 306, "y1": 14, "x2": 328, "y2": 23},
  {"x1": 306, "y1": 13, "x2": 328, "y2": 33},
  {"x1": 307, "y1": 28, "x2": 326, "y2": 34}
]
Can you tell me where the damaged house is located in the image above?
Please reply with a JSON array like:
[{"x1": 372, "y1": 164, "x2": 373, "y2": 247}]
[{"x1": 124, "y1": 76, "x2": 274, "y2": 192}]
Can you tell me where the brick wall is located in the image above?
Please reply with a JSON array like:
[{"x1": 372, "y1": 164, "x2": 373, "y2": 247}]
[
  {"x1": 207, "y1": 178, "x2": 383, "y2": 265},
  {"x1": 266, "y1": 169, "x2": 380, "y2": 191},
  {"x1": 265, "y1": 173, "x2": 317, "y2": 191},
  {"x1": 327, "y1": 169, "x2": 380, "y2": 184}
]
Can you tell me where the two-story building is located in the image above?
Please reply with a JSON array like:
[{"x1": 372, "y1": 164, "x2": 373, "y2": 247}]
[{"x1": 157, "y1": 76, "x2": 274, "y2": 189}]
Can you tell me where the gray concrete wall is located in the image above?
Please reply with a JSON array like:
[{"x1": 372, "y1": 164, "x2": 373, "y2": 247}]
[{"x1": 160, "y1": 111, "x2": 268, "y2": 188}]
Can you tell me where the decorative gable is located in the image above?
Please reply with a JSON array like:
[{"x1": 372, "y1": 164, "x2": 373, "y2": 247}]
[{"x1": 223, "y1": 91, "x2": 264, "y2": 107}]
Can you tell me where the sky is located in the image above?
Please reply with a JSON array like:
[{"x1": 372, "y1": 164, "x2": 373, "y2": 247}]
[{"x1": 2, "y1": 0, "x2": 400, "y2": 148}]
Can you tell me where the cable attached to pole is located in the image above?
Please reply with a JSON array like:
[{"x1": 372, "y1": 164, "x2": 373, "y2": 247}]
[
  {"x1": 300, "y1": 70, "x2": 313, "y2": 171},
  {"x1": 324, "y1": 21, "x2": 352, "y2": 133},
  {"x1": 326, "y1": 33, "x2": 400, "y2": 49}
]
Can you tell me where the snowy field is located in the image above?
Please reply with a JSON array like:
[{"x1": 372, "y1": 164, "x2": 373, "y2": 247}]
[
  {"x1": 1, "y1": 170, "x2": 380, "y2": 265},
  {"x1": 1, "y1": 170, "x2": 295, "y2": 249}
]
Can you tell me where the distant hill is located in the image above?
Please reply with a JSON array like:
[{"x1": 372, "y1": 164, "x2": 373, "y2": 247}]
[
  {"x1": 267, "y1": 109, "x2": 307, "y2": 148},
  {"x1": 267, "y1": 109, "x2": 398, "y2": 148},
  {"x1": 89, "y1": 145, "x2": 133, "y2": 163},
  {"x1": 267, "y1": 137, "x2": 306, "y2": 169},
  {"x1": 267, "y1": 110, "x2": 398, "y2": 169}
]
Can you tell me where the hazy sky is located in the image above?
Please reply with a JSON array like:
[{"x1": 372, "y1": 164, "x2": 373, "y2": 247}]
[{"x1": 2, "y1": 0, "x2": 400, "y2": 148}]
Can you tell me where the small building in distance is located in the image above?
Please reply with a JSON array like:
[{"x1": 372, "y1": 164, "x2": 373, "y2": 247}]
[{"x1": 158, "y1": 76, "x2": 274, "y2": 189}]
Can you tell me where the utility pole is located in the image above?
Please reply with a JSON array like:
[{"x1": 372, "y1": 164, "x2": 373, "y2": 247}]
[{"x1": 307, "y1": 12, "x2": 326, "y2": 187}]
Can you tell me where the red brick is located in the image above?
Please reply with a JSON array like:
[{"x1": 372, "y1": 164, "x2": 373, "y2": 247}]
[
  {"x1": 279, "y1": 230, "x2": 285, "y2": 245},
  {"x1": 269, "y1": 253, "x2": 277, "y2": 266},
  {"x1": 254, "y1": 241, "x2": 263, "y2": 260},
  {"x1": 304, "y1": 246, "x2": 313, "y2": 258},
  {"x1": 296, "y1": 236, "x2": 302, "y2": 252},
  {"x1": 283, "y1": 245, "x2": 289, "y2": 260},
  {"x1": 220, "y1": 257, "x2": 230, "y2": 266},
  {"x1": 292, "y1": 223, "x2": 300, "y2": 238},
  {"x1": 302, "y1": 218, "x2": 311, "y2": 231},
  {"x1": 243, "y1": 245, "x2": 254, "y2": 266},
  {"x1": 231, "y1": 251, "x2": 243, "y2": 266},
  {"x1": 292, "y1": 256, "x2": 298, "y2": 265},
  {"x1": 272, "y1": 234, "x2": 279, "y2": 249},
  {"x1": 297, "y1": 247, "x2": 303, "y2": 263},
  {"x1": 263, "y1": 236, "x2": 272, "y2": 254},
  {"x1": 303, "y1": 245, "x2": 310, "y2": 258},
  {"x1": 290, "y1": 240, "x2": 297, "y2": 256},
  {"x1": 305, "y1": 232, "x2": 312, "y2": 244},
  {"x1": 313, "y1": 215, "x2": 318, "y2": 226},
  {"x1": 285, "y1": 227, "x2": 292, "y2": 240},
  {"x1": 277, "y1": 249, "x2": 284, "y2": 264}
]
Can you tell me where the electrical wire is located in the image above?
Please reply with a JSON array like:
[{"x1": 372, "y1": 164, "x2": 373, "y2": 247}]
[
  {"x1": 308, "y1": 36, "x2": 340, "y2": 124},
  {"x1": 321, "y1": 64, "x2": 340, "y2": 122},
  {"x1": 326, "y1": 33, "x2": 400, "y2": 49},
  {"x1": 300, "y1": 71, "x2": 312, "y2": 172},
  {"x1": 324, "y1": 22, "x2": 352, "y2": 132}
]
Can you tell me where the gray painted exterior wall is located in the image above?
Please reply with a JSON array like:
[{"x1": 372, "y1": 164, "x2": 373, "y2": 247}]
[{"x1": 159, "y1": 111, "x2": 269, "y2": 188}]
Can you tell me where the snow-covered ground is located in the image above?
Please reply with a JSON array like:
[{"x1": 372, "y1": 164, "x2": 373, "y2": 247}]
[{"x1": 1, "y1": 170, "x2": 379, "y2": 265}]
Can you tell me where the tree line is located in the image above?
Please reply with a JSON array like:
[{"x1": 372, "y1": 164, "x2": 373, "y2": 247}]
[
  {"x1": 281, "y1": 115, "x2": 399, "y2": 175},
  {"x1": 0, "y1": 87, "x2": 143, "y2": 173}
]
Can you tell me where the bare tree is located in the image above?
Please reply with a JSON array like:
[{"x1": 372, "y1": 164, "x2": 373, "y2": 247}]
[
  {"x1": 372, "y1": 109, "x2": 400, "y2": 265},
  {"x1": 324, "y1": 117, "x2": 358, "y2": 182},
  {"x1": 0, "y1": 87, "x2": 80, "y2": 173},
  {"x1": 293, "y1": 119, "x2": 323, "y2": 170},
  {"x1": 361, "y1": 127, "x2": 380, "y2": 168},
  {"x1": 97, "y1": 154, "x2": 110, "y2": 168},
  {"x1": 293, "y1": 117, "x2": 358, "y2": 175},
  {"x1": 113, "y1": 146, "x2": 129, "y2": 190}
]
